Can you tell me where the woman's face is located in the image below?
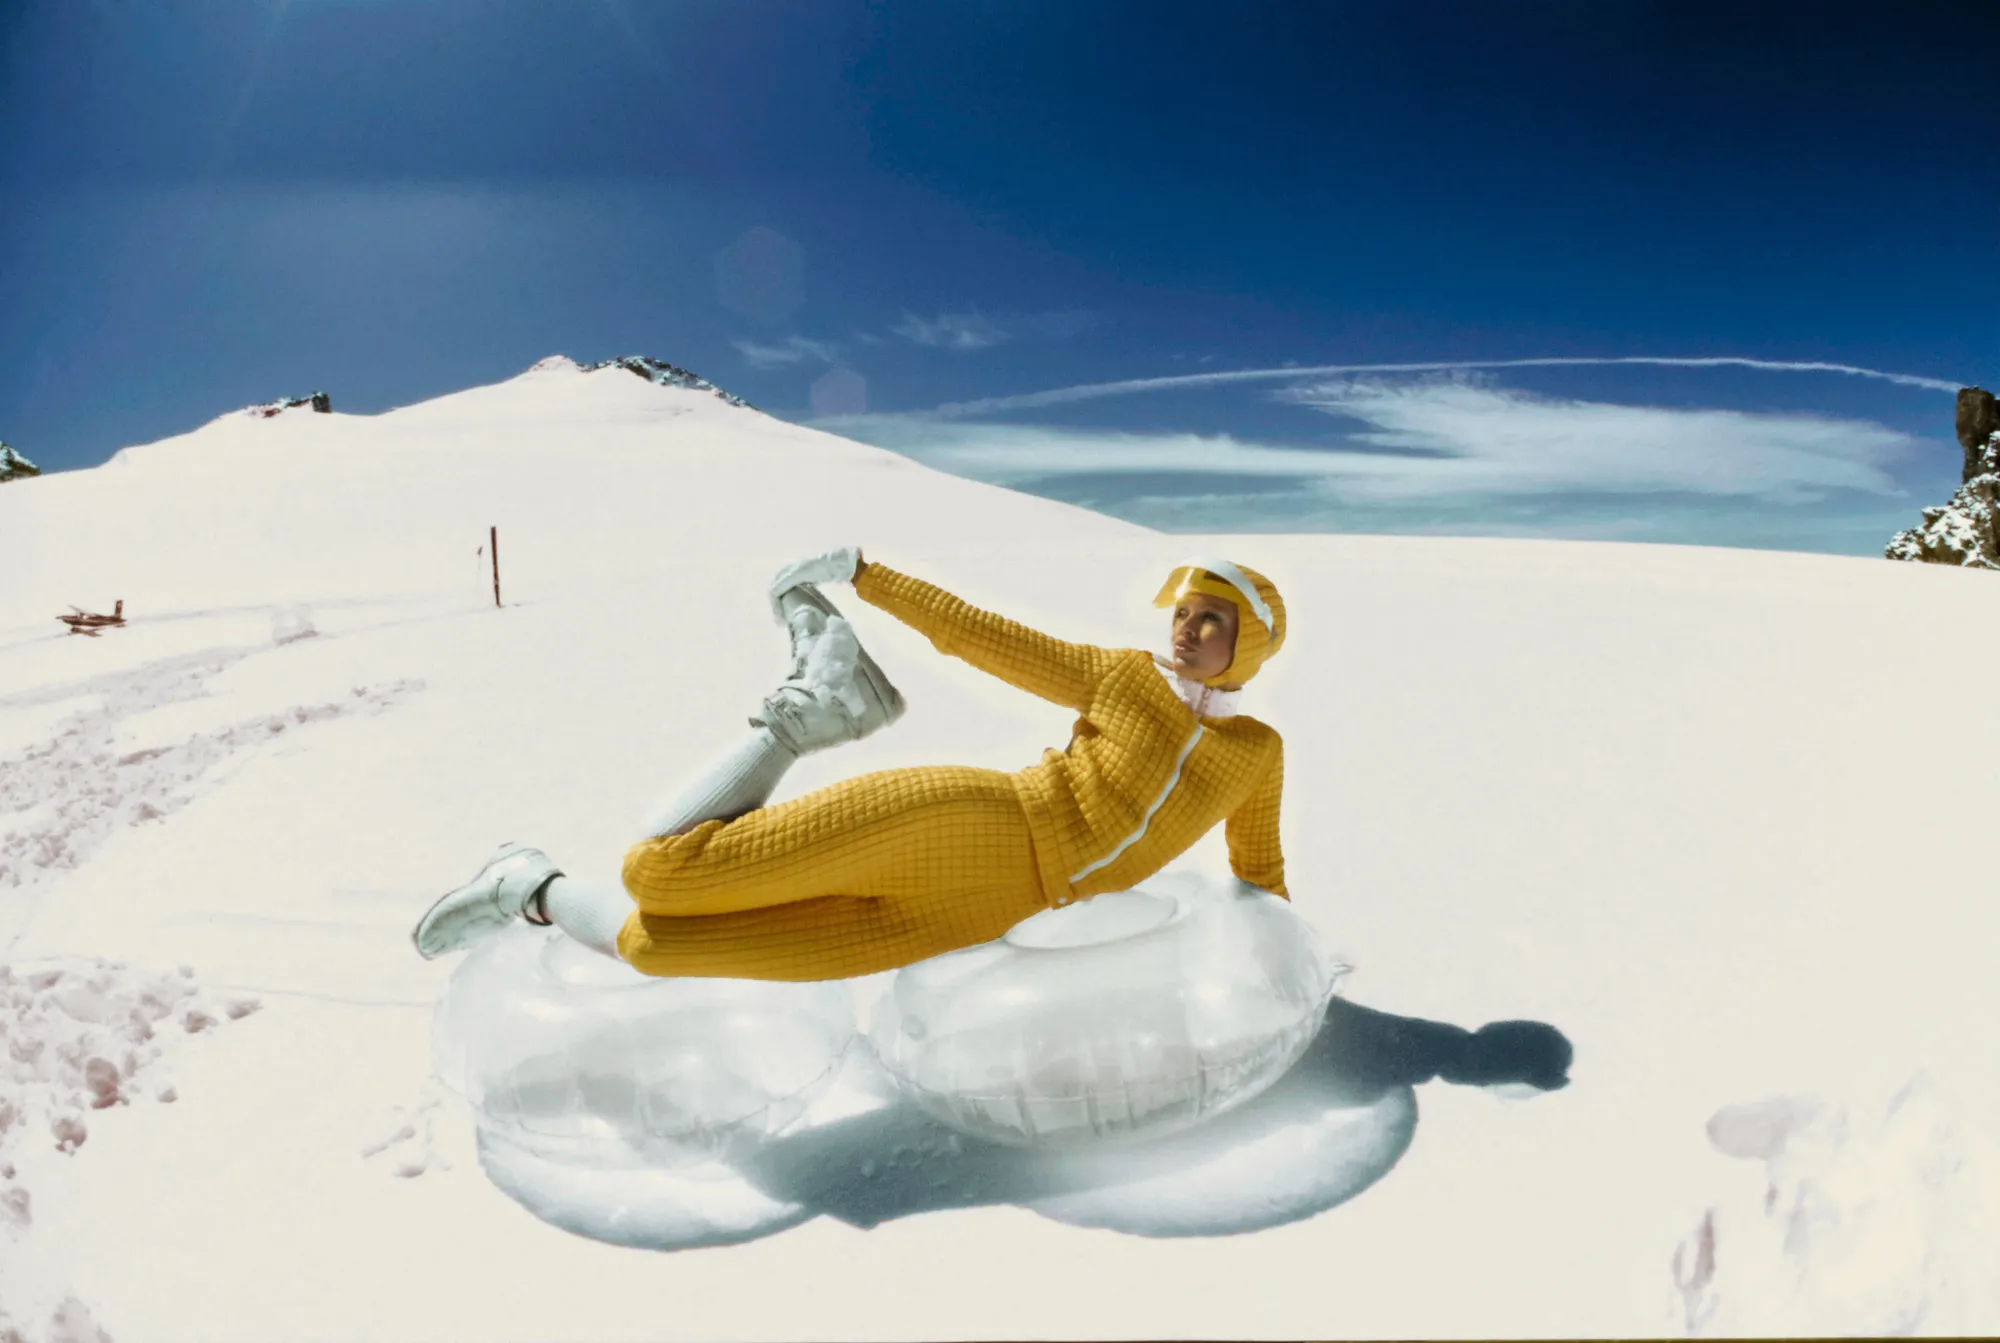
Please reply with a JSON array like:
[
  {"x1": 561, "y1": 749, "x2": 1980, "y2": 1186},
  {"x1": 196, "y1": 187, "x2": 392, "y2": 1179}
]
[{"x1": 1168, "y1": 592, "x2": 1239, "y2": 682}]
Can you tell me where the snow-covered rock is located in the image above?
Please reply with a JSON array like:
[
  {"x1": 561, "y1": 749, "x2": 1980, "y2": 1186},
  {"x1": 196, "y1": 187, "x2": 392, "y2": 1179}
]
[
  {"x1": 0, "y1": 442, "x2": 39, "y2": 482},
  {"x1": 1885, "y1": 386, "x2": 2000, "y2": 567},
  {"x1": 240, "y1": 392, "x2": 332, "y2": 420},
  {"x1": 571, "y1": 354, "x2": 755, "y2": 410}
]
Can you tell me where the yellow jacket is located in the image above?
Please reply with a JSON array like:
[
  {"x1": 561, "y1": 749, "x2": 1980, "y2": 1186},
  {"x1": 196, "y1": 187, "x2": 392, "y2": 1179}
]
[{"x1": 853, "y1": 562, "x2": 1288, "y2": 908}]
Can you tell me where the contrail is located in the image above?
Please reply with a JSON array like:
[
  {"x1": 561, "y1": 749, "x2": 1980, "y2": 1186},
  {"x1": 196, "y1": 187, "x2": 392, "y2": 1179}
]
[{"x1": 932, "y1": 356, "x2": 1963, "y2": 417}]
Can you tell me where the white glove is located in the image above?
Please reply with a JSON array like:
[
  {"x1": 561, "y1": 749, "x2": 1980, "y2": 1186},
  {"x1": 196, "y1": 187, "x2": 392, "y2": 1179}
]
[{"x1": 768, "y1": 547, "x2": 862, "y2": 622}]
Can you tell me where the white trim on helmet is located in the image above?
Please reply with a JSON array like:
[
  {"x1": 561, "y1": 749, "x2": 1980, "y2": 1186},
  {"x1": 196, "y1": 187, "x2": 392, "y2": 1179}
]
[{"x1": 1181, "y1": 556, "x2": 1273, "y2": 632}]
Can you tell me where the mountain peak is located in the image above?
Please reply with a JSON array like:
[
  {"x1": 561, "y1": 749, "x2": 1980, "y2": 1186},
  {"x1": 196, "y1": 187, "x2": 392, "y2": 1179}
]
[{"x1": 528, "y1": 354, "x2": 755, "y2": 411}]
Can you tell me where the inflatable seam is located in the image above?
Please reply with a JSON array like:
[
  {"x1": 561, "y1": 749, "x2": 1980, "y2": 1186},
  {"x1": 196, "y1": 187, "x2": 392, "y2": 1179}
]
[{"x1": 1067, "y1": 724, "x2": 1205, "y2": 890}]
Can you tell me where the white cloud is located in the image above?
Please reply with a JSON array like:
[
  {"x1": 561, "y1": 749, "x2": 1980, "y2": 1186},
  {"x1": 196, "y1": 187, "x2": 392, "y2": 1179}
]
[
  {"x1": 1281, "y1": 377, "x2": 1912, "y2": 503},
  {"x1": 892, "y1": 311, "x2": 1010, "y2": 351},
  {"x1": 826, "y1": 379, "x2": 1915, "y2": 507},
  {"x1": 1106, "y1": 488, "x2": 1680, "y2": 541},
  {"x1": 731, "y1": 335, "x2": 838, "y2": 368},
  {"x1": 888, "y1": 309, "x2": 1098, "y2": 351},
  {"x1": 824, "y1": 415, "x2": 1315, "y2": 481},
  {"x1": 932, "y1": 355, "x2": 1962, "y2": 417}
]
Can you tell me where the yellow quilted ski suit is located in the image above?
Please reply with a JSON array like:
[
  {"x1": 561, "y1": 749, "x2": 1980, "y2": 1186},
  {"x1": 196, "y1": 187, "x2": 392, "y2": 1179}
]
[{"x1": 615, "y1": 560, "x2": 1288, "y2": 981}]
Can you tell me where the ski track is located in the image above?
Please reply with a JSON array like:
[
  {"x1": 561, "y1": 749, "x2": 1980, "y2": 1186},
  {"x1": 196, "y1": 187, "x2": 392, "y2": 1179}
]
[
  {"x1": 0, "y1": 644, "x2": 422, "y2": 943},
  {"x1": 0, "y1": 638, "x2": 422, "y2": 1341}
]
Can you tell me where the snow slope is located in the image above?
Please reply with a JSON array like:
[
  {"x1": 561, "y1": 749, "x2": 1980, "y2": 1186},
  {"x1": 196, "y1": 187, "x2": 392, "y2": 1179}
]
[{"x1": 4, "y1": 356, "x2": 2000, "y2": 1340}]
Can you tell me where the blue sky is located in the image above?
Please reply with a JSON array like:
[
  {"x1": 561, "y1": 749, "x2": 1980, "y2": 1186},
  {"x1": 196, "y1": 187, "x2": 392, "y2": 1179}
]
[{"x1": 2, "y1": 0, "x2": 1992, "y2": 554}]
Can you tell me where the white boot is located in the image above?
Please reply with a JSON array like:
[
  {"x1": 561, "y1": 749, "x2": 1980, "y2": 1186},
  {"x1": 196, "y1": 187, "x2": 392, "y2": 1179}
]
[
  {"x1": 751, "y1": 584, "x2": 905, "y2": 755},
  {"x1": 412, "y1": 841, "x2": 565, "y2": 958}
]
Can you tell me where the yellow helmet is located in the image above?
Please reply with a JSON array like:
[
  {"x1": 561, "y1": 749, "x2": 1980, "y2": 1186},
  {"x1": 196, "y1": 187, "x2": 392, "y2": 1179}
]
[{"x1": 1152, "y1": 557, "x2": 1287, "y2": 688}]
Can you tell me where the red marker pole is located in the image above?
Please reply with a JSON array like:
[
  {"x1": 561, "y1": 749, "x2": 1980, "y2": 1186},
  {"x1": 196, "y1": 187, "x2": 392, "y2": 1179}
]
[{"x1": 491, "y1": 526, "x2": 501, "y2": 608}]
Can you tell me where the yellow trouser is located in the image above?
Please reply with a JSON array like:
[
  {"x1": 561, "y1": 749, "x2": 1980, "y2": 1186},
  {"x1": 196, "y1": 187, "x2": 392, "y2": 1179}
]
[{"x1": 616, "y1": 765, "x2": 1048, "y2": 981}]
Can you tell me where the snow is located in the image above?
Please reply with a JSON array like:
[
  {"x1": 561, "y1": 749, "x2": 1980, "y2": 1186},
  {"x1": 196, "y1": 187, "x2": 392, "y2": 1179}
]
[
  {"x1": 2, "y1": 354, "x2": 1998, "y2": 1339},
  {"x1": 1674, "y1": 1071, "x2": 2000, "y2": 1334},
  {"x1": 0, "y1": 955, "x2": 260, "y2": 1339}
]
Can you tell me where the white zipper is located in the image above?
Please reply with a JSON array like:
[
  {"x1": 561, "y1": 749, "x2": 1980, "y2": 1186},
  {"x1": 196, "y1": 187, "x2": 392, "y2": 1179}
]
[{"x1": 1066, "y1": 723, "x2": 1205, "y2": 892}]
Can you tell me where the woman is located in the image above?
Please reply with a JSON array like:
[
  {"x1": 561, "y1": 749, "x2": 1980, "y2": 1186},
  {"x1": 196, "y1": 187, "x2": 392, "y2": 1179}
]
[{"x1": 412, "y1": 548, "x2": 1289, "y2": 981}]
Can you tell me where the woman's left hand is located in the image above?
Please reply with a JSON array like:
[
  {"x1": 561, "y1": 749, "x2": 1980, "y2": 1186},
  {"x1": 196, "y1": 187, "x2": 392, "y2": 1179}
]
[{"x1": 768, "y1": 547, "x2": 863, "y2": 621}]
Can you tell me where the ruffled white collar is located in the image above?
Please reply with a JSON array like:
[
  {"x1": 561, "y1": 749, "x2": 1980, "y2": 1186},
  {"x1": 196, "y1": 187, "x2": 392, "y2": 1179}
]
[{"x1": 1152, "y1": 655, "x2": 1241, "y2": 719}]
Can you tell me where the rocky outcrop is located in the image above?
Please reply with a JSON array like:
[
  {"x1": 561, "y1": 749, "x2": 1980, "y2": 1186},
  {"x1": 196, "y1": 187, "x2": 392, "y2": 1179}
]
[
  {"x1": 1886, "y1": 387, "x2": 2000, "y2": 568},
  {"x1": 1958, "y1": 387, "x2": 2000, "y2": 481},
  {"x1": 242, "y1": 391, "x2": 332, "y2": 419},
  {"x1": 0, "y1": 442, "x2": 39, "y2": 482},
  {"x1": 570, "y1": 355, "x2": 755, "y2": 410}
]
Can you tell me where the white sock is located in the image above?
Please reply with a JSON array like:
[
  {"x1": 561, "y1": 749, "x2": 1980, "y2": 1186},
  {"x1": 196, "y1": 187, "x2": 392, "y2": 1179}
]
[
  {"x1": 539, "y1": 877, "x2": 632, "y2": 958},
  {"x1": 636, "y1": 725, "x2": 797, "y2": 839}
]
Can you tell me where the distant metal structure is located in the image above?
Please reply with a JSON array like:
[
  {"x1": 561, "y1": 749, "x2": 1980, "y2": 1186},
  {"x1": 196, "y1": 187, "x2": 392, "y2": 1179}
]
[{"x1": 491, "y1": 526, "x2": 502, "y2": 608}]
